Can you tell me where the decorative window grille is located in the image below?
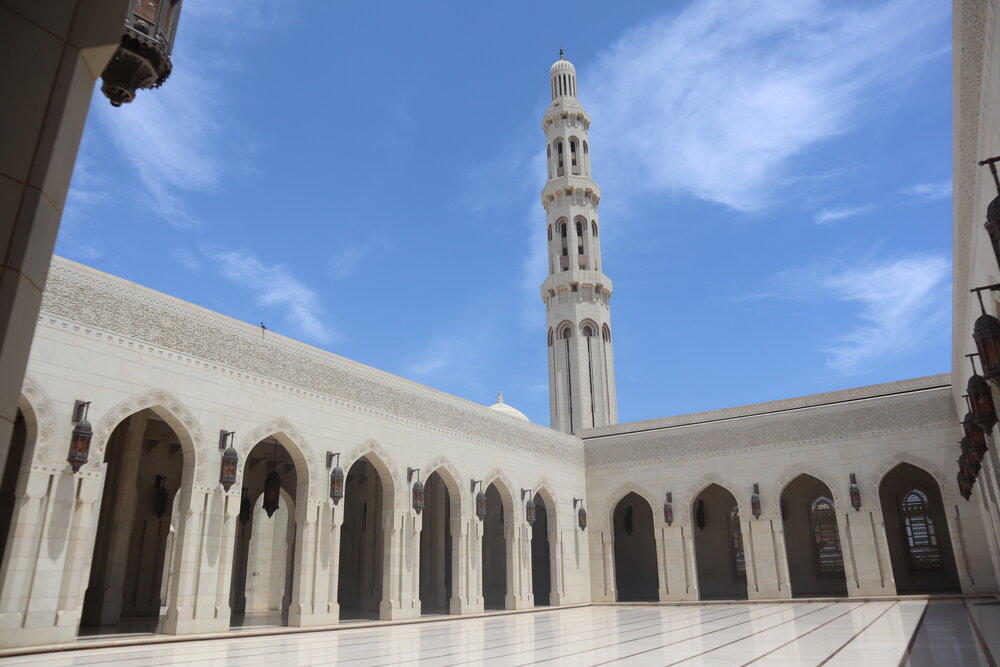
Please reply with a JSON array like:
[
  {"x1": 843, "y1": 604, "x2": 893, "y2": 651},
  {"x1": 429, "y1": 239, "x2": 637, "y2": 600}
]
[
  {"x1": 808, "y1": 496, "x2": 844, "y2": 577},
  {"x1": 899, "y1": 488, "x2": 943, "y2": 572}
]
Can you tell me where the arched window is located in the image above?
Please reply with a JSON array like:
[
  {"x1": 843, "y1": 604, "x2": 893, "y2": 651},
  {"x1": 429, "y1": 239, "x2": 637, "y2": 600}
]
[
  {"x1": 559, "y1": 325, "x2": 573, "y2": 339},
  {"x1": 728, "y1": 504, "x2": 746, "y2": 582},
  {"x1": 556, "y1": 140, "x2": 564, "y2": 176},
  {"x1": 570, "y1": 138, "x2": 580, "y2": 175},
  {"x1": 583, "y1": 141, "x2": 590, "y2": 175},
  {"x1": 547, "y1": 225, "x2": 552, "y2": 241},
  {"x1": 602, "y1": 324, "x2": 611, "y2": 342},
  {"x1": 582, "y1": 324, "x2": 595, "y2": 337},
  {"x1": 547, "y1": 328, "x2": 554, "y2": 347},
  {"x1": 546, "y1": 145, "x2": 552, "y2": 178},
  {"x1": 808, "y1": 496, "x2": 844, "y2": 577},
  {"x1": 592, "y1": 221, "x2": 598, "y2": 237},
  {"x1": 560, "y1": 221, "x2": 567, "y2": 238},
  {"x1": 899, "y1": 488, "x2": 943, "y2": 572}
]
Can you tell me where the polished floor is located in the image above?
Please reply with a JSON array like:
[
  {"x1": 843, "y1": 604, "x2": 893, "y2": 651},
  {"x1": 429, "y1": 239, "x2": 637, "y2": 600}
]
[{"x1": 1, "y1": 600, "x2": 997, "y2": 666}]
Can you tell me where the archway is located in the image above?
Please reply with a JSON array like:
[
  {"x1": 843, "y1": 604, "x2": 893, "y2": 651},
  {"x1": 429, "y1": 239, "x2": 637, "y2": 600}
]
[
  {"x1": 229, "y1": 438, "x2": 299, "y2": 628},
  {"x1": 419, "y1": 470, "x2": 455, "y2": 614},
  {"x1": 338, "y1": 455, "x2": 388, "y2": 619},
  {"x1": 531, "y1": 492, "x2": 551, "y2": 606},
  {"x1": 482, "y1": 483, "x2": 507, "y2": 609},
  {"x1": 692, "y1": 484, "x2": 748, "y2": 600},
  {"x1": 878, "y1": 463, "x2": 960, "y2": 594},
  {"x1": 780, "y1": 475, "x2": 847, "y2": 597},
  {"x1": 612, "y1": 492, "x2": 658, "y2": 601},
  {"x1": 0, "y1": 409, "x2": 29, "y2": 575},
  {"x1": 80, "y1": 409, "x2": 185, "y2": 634}
]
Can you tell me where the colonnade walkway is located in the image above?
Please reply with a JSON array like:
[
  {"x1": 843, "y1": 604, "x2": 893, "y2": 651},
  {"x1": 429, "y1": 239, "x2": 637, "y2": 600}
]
[{"x1": 0, "y1": 599, "x2": 996, "y2": 665}]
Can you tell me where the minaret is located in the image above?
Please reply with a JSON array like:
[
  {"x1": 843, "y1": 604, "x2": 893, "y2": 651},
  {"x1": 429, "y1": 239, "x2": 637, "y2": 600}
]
[{"x1": 541, "y1": 52, "x2": 618, "y2": 434}]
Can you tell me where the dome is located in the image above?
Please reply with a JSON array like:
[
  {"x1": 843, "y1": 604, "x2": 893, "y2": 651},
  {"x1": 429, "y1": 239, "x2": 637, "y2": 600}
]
[
  {"x1": 550, "y1": 53, "x2": 576, "y2": 75},
  {"x1": 488, "y1": 392, "x2": 530, "y2": 422}
]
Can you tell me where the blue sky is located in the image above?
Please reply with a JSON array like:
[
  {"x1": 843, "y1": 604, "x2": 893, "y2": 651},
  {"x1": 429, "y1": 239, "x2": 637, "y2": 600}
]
[{"x1": 59, "y1": 0, "x2": 953, "y2": 426}]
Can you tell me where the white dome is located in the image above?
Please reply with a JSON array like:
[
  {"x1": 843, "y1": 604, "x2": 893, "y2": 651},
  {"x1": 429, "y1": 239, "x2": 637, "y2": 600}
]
[{"x1": 488, "y1": 392, "x2": 530, "y2": 422}]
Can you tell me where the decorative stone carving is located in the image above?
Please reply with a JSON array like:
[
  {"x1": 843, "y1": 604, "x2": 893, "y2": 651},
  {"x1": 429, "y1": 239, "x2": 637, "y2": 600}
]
[
  {"x1": 20, "y1": 374, "x2": 55, "y2": 466},
  {"x1": 240, "y1": 417, "x2": 317, "y2": 498}
]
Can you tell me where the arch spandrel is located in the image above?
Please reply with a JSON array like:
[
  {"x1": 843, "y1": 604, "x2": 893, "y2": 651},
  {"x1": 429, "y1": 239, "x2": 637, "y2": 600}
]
[
  {"x1": 19, "y1": 374, "x2": 54, "y2": 467},
  {"x1": 423, "y1": 455, "x2": 465, "y2": 510},
  {"x1": 483, "y1": 469, "x2": 517, "y2": 513},
  {"x1": 873, "y1": 455, "x2": 953, "y2": 506},
  {"x1": 343, "y1": 439, "x2": 400, "y2": 506},
  {"x1": 240, "y1": 417, "x2": 314, "y2": 500},
  {"x1": 682, "y1": 474, "x2": 746, "y2": 519},
  {"x1": 530, "y1": 479, "x2": 560, "y2": 536},
  {"x1": 602, "y1": 482, "x2": 657, "y2": 532},
  {"x1": 88, "y1": 388, "x2": 205, "y2": 484}
]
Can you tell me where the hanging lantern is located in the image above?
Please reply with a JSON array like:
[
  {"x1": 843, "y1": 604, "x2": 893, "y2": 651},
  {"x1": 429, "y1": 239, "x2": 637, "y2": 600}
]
[
  {"x1": 972, "y1": 289, "x2": 1000, "y2": 384},
  {"x1": 960, "y1": 437, "x2": 982, "y2": 466},
  {"x1": 981, "y1": 157, "x2": 1000, "y2": 272},
  {"x1": 239, "y1": 488, "x2": 252, "y2": 525},
  {"x1": 329, "y1": 452, "x2": 344, "y2": 505},
  {"x1": 696, "y1": 499, "x2": 706, "y2": 530},
  {"x1": 962, "y1": 412, "x2": 989, "y2": 458},
  {"x1": 526, "y1": 497, "x2": 536, "y2": 526},
  {"x1": 750, "y1": 483, "x2": 762, "y2": 519},
  {"x1": 966, "y1": 358, "x2": 997, "y2": 433},
  {"x1": 476, "y1": 487, "x2": 487, "y2": 521},
  {"x1": 958, "y1": 453, "x2": 980, "y2": 480},
  {"x1": 849, "y1": 473, "x2": 862, "y2": 511},
  {"x1": 957, "y1": 469, "x2": 975, "y2": 500},
  {"x1": 577, "y1": 505, "x2": 587, "y2": 531},
  {"x1": 263, "y1": 469, "x2": 281, "y2": 518},
  {"x1": 101, "y1": 0, "x2": 184, "y2": 106},
  {"x1": 153, "y1": 475, "x2": 168, "y2": 519},
  {"x1": 67, "y1": 400, "x2": 93, "y2": 472},
  {"x1": 412, "y1": 476, "x2": 425, "y2": 515},
  {"x1": 663, "y1": 492, "x2": 674, "y2": 526},
  {"x1": 219, "y1": 438, "x2": 238, "y2": 492}
]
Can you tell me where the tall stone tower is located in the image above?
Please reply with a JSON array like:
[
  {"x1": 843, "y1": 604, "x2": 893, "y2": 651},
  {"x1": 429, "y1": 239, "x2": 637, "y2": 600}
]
[{"x1": 542, "y1": 53, "x2": 618, "y2": 434}]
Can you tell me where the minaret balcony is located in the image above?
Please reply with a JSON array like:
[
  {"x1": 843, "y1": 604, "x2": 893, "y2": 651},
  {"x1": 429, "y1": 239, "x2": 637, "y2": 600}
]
[
  {"x1": 541, "y1": 175, "x2": 601, "y2": 202},
  {"x1": 541, "y1": 270, "x2": 613, "y2": 299}
]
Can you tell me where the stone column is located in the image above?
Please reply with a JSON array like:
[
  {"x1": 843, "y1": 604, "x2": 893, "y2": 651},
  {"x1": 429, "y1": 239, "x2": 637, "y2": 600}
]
[
  {"x1": 661, "y1": 524, "x2": 695, "y2": 601},
  {"x1": 399, "y1": 510, "x2": 421, "y2": 617},
  {"x1": 0, "y1": 0, "x2": 130, "y2": 488},
  {"x1": 326, "y1": 500, "x2": 343, "y2": 621},
  {"x1": 379, "y1": 509, "x2": 417, "y2": 620},
  {"x1": 601, "y1": 530, "x2": 616, "y2": 602},
  {"x1": 943, "y1": 499, "x2": 980, "y2": 593},
  {"x1": 549, "y1": 527, "x2": 565, "y2": 605},
  {"x1": 746, "y1": 517, "x2": 789, "y2": 599},
  {"x1": 287, "y1": 500, "x2": 321, "y2": 627},
  {"x1": 682, "y1": 524, "x2": 699, "y2": 599},
  {"x1": 653, "y1": 526, "x2": 669, "y2": 601},
  {"x1": 454, "y1": 516, "x2": 483, "y2": 613},
  {"x1": 843, "y1": 507, "x2": 895, "y2": 596}
]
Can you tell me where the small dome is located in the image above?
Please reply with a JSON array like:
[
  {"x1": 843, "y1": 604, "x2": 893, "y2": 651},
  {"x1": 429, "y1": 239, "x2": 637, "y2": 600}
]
[
  {"x1": 488, "y1": 392, "x2": 530, "y2": 422},
  {"x1": 550, "y1": 55, "x2": 576, "y2": 75}
]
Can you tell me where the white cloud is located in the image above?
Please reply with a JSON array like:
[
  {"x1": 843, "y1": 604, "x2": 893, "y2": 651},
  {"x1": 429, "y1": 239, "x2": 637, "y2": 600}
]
[
  {"x1": 902, "y1": 181, "x2": 952, "y2": 202},
  {"x1": 585, "y1": 0, "x2": 947, "y2": 211},
  {"x1": 813, "y1": 206, "x2": 869, "y2": 226},
  {"x1": 328, "y1": 238, "x2": 391, "y2": 279},
  {"x1": 208, "y1": 250, "x2": 334, "y2": 344},
  {"x1": 775, "y1": 254, "x2": 950, "y2": 373}
]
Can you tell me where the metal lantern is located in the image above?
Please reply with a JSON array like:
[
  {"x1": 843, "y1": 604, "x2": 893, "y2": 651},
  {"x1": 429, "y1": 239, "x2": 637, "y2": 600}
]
[
  {"x1": 849, "y1": 473, "x2": 862, "y2": 511},
  {"x1": 957, "y1": 469, "x2": 974, "y2": 500},
  {"x1": 696, "y1": 499, "x2": 706, "y2": 530},
  {"x1": 960, "y1": 437, "x2": 982, "y2": 466},
  {"x1": 239, "y1": 488, "x2": 252, "y2": 525},
  {"x1": 750, "y1": 483, "x2": 762, "y2": 519},
  {"x1": 329, "y1": 452, "x2": 344, "y2": 505},
  {"x1": 219, "y1": 431, "x2": 238, "y2": 492},
  {"x1": 962, "y1": 412, "x2": 989, "y2": 457},
  {"x1": 263, "y1": 469, "x2": 281, "y2": 518},
  {"x1": 663, "y1": 492, "x2": 674, "y2": 526},
  {"x1": 153, "y1": 475, "x2": 168, "y2": 519},
  {"x1": 958, "y1": 453, "x2": 980, "y2": 483},
  {"x1": 67, "y1": 400, "x2": 93, "y2": 472},
  {"x1": 476, "y1": 488, "x2": 487, "y2": 521},
  {"x1": 526, "y1": 496, "x2": 536, "y2": 526},
  {"x1": 981, "y1": 157, "x2": 1000, "y2": 271},
  {"x1": 574, "y1": 497, "x2": 587, "y2": 531},
  {"x1": 409, "y1": 468, "x2": 424, "y2": 515},
  {"x1": 966, "y1": 356, "x2": 998, "y2": 433},
  {"x1": 101, "y1": 0, "x2": 184, "y2": 106},
  {"x1": 972, "y1": 288, "x2": 1000, "y2": 384}
]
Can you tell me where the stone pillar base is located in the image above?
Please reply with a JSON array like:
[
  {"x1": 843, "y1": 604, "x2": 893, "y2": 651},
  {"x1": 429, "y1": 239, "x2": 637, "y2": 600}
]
[
  {"x1": 379, "y1": 601, "x2": 420, "y2": 620},
  {"x1": 451, "y1": 596, "x2": 483, "y2": 614},
  {"x1": 288, "y1": 611, "x2": 339, "y2": 627},
  {"x1": 0, "y1": 624, "x2": 77, "y2": 650},
  {"x1": 162, "y1": 606, "x2": 229, "y2": 635}
]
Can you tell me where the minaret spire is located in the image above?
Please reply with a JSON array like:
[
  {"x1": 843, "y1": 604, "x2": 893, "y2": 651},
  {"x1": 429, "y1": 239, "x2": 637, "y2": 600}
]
[{"x1": 541, "y1": 55, "x2": 618, "y2": 434}]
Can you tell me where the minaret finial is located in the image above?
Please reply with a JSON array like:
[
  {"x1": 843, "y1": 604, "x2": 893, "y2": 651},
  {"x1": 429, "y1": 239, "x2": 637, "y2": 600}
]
[
  {"x1": 559, "y1": 47, "x2": 564, "y2": 60},
  {"x1": 497, "y1": 392, "x2": 504, "y2": 404}
]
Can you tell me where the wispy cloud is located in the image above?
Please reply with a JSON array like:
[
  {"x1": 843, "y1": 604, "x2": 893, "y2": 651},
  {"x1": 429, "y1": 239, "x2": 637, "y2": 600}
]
[
  {"x1": 773, "y1": 254, "x2": 950, "y2": 373},
  {"x1": 207, "y1": 249, "x2": 334, "y2": 344},
  {"x1": 902, "y1": 181, "x2": 952, "y2": 203},
  {"x1": 813, "y1": 206, "x2": 870, "y2": 226},
  {"x1": 328, "y1": 238, "x2": 391, "y2": 279},
  {"x1": 585, "y1": 0, "x2": 947, "y2": 211}
]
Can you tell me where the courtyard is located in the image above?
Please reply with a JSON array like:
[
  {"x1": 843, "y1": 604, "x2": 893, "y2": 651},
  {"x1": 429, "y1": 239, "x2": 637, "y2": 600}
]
[{"x1": 0, "y1": 600, "x2": 995, "y2": 665}]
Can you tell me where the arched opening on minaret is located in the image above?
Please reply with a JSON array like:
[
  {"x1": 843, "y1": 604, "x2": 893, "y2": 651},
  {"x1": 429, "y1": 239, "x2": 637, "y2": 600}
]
[
  {"x1": 780, "y1": 475, "x2": 847, "y2": 597},
  {"x1": 547, "y1": 328, "x2": 554, "y2": 346},
  {"x1": 81, "y1": 410, "x2": 185, "y2": 635},
  {"x1": 692, "y1": 484, "x2": 748, "y2": 600},
  {"x1": 570, "y1": 138, "x2": 580, "y2": 175},
  {"x1": 555, "y1": 139, "x2": 565, "y2": 176},
  {"x1": 338, "y1": 456, "x2": 389, "y2": 619},
  {"x1": 531, "y1": 492, "x2": 552, "y2": 606},
  {"x1": 419, "y1": 470, "x2": 457, "y2": 615},
  {"x1": 229, "y1": 437, "x2": 304, "y2": 629},
  {"x1": 583, "y1": 141, "x2": 590, "y2": 175},
  {"x1": 546, "y1": 144, "x2": 552, "y2": 179},
  {"x1": 878, "y1": 463, "x2": 960, "y2": 594},
  {"x1": 482, "y1": 482, "x2": 508, "y2": 609},
  {"x1": 612, "y1": 492, "x2": 658, "y2": 601}
]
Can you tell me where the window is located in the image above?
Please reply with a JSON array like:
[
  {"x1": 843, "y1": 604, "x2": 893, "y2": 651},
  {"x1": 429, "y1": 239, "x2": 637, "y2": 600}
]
[
  {"x1": 592, "y1": 221, "x2": 598, "y2": 237},
  {"x1": 559, "y1": 326, "x2": 572, "y2": 339},
  {"x1": 582, "y1": 324, "x2": 595, "y2": 337},
  {"x1": 808, "y1": 496, "x2": 844, "y2": 577},
  {"x1": 547, "y1": 329, "x2": 554, "y2": 347},
  {"x1": 547, "y1": 225, "x2": 552, "y2": 241},
  {"x1": 556, "y1": 140, "x2": 564, "y2": 176},
  {"x1": 602, "y1": 324, "x2": 611, "y2": 342},
  {"x1": 899, "y1": 488, "x2": 943, "y2": 572},
  {"x1": 729, "y1": 504, "x2": 746, "y2": 582},
  {"x1": 570, "y1": 139, "x2": 579, "y2": 174}
]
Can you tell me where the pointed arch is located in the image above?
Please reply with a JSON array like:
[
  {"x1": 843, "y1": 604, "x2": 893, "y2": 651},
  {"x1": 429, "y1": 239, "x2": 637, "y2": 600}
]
[
  {"x1": 683, "y1": 474, "x2": 745, "y2": 517},
  {"x1": 89, "y1": 388, "x2": 205, "y2": 483},
  {"x1": 483, "y1": 469, "x2": 516, "y2": 514},
  {"x1": 603, "y1": 481, "x2": 657, "y2": 531},
  {"x1": 579, "y1": 319, "x2": 599, "y2": 338},
  {"x1": 531, "y1": 479, "x2": 560, "y2": 527},
  {"x1": 240, "y1": 417, "x2": 314, "y2": 506},
  {"x1": 423, "y1": 455, "x2": 464, "y2": 511},
  {"x1": 19, "y1": 373, "x2": 53, "y2": 466},
  {"x1": 773, "y1": 466, "x2": 844, "y2": 513},
  {"x1": 344, "y1": 439, "x2": 399, "y2": 506},
  {"x1": 874, "y1": 454, "x2": 953, "y2": 506}
]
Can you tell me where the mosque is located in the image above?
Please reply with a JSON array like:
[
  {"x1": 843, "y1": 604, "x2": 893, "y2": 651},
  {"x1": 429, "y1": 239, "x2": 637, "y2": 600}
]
[{"x1": 0, "y1": 11, "x2": 998, "y2": 653}]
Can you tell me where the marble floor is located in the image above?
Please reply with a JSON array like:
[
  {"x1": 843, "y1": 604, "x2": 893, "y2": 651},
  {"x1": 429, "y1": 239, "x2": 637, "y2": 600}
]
[{"x1": 1, "y1": 600, "x2": 996, "y2": 666}]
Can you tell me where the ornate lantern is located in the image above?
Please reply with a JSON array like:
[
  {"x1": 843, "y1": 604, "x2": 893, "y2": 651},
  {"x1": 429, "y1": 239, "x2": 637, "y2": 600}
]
[
  {"x1": 663, "y1": 492, "x2": 674, "y2": 526},
  {"x1": 972, "y1": 288, "x2": 1000, "y2": 384},
  {"x1": 262, "y1": 441, "x2": 281, "y2": 518},
  {"x1": 981, "y1": 157, "x2": 1000, "y2": 272},
  {"x1": 966, "y1": 355, "x2": 997, "y2": 433},
  {"x1": 239, "y1": 487, "x2": 252, "y2": 525},
  {"x1": 962, "y1": 412, "x2": 989, "y2": 457},
  {"x1": 750, "y1": 483, "x2": 762, "y2": 519},
  {"x1": 849, "y1": 473, "x2": 862, "y2": 511},
  {"x1": 153, "y1": 475, "x2": 168, "y2": 519},
  {"x1": 408, "y1": 468, "x2": 424, "y2": 515},
  {"x1": 574, "y1": 497, "x2": 587, "y2": 531},
  {"x1": 523, "y1": 489, "x2": 536, "y2": 526},
  {"x1": 101, "y1": 0, "x2": 184, "y2": 106},
  {"x1": 474, "y1": 480, "x2": 487, "y2": 521},
  {"x1": 67, "y1": 400, "x2": 93, "y2": 472},
  {"x1": 960, "y1": 437, "x2": 982, "y2": 466},
  {"x1": 219, "y1": 430, "x2": 238, "y2": 492},
  {"x1": 958, "y1": 452, "x2": 980, "y2": 480},
  {"x1": 957, "y1": 469, "x2": 975, "y2": 500},
  {"x1": 696, "y1": 499, "x2": 706, "y2": 530},
  {"x1": 328, "y1": 452, "x2": 344, "y2": 505}
]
